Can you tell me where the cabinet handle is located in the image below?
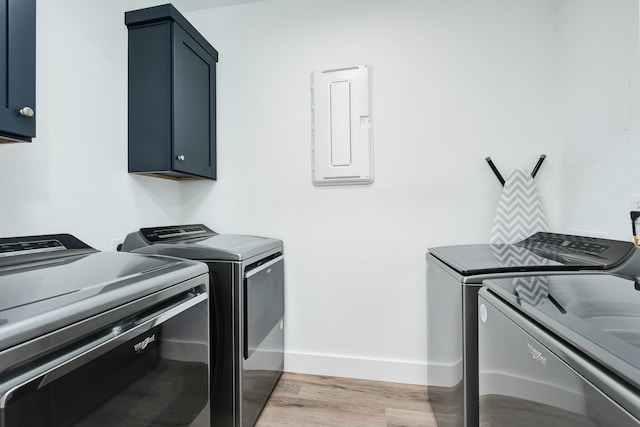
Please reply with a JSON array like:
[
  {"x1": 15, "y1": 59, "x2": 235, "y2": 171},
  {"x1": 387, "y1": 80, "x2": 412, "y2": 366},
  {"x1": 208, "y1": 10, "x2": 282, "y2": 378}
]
[
  {"x1": 176, "y1": 155, "x2": 186, "y2": 161},
  {"x1": 19, "y1": 107, "x2": 34, "y2": 117}
]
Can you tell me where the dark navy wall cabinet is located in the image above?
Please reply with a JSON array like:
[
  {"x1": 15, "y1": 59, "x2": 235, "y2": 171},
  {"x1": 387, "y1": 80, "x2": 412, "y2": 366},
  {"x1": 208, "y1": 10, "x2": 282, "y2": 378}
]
[
  {"x1": 0, "y1": 0, "x2": 36, "y2": 143},
  {"x1": 126, "y1": 4, "x2": 218, "y2": 180}
]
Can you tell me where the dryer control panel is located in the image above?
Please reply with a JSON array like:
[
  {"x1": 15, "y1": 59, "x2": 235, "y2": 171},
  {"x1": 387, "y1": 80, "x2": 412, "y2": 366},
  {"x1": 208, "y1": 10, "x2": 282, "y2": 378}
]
[
  {"x1": 139, "y1": 224, "x2": 216, "y2": 243},
  {"x1": 121, "y1": 224, "x2": 221, "y2": 253}
]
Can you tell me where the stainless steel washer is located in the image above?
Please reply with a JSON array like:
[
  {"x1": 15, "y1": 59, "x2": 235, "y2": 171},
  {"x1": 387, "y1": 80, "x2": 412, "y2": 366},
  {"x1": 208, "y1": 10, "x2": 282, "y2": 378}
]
[
  {"x1": 426, "y1": 232, "x2": 640, "y2": 427},
  {"x1": 121, "y1": 224, "x2": 284, "y2": 427},
  {"x1": 0, "y1": 233, "x2": 210, "y2": 427},
  {"x1": 478, "y1": 274, "x2": 640, "y2": 426}
]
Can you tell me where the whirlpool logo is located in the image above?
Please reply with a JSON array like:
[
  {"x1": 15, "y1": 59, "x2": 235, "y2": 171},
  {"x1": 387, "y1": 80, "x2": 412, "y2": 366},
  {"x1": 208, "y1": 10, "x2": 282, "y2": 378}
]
[
  {"x1": 527, "y1": 342, "x2": 546, "y2": 366},
  {"x1": 133, "y1": 334, "x2": 156, "y2": 353}
]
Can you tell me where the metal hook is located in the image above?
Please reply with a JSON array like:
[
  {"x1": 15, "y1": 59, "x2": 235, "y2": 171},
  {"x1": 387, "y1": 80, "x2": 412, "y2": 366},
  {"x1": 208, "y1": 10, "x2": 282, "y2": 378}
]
[
  {"x1": 531, "y1": 154, "x2": 546, "y2": 179},
  {"x1": 485, "y1": 157, "x2": 505, "y2": 187}
]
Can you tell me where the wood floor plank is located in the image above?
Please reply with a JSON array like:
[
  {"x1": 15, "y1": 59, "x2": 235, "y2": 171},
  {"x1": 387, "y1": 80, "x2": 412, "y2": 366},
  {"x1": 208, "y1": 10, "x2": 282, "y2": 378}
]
[
  {"x1": 385, "y1": 407, "x2": 437, "y2": 427},
  {"x1": 255, "y1": 372, "x2": 438, "y2": 427}
]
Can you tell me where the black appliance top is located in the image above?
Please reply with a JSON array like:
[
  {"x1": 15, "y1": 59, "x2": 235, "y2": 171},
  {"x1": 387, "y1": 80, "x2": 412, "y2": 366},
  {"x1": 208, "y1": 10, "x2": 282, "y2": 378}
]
[
  {"x1": 0, "y1": 233, "x2": 208, "y2": 355},
  {"x1": 428, "y1": 232, "x2": 636, "y2": 276},
  {"x1": 138, "y1": 224, "x2": 217, "y2": 243},
  {"x1": 121, "y1": 224, "x2": 283, "y2": 261},
  {"x1": 483, "y1": 274, "x2": 640, "y2": 390},
  {"x1": 0, "y1": 233, "x2": 96, "y2": 267}
]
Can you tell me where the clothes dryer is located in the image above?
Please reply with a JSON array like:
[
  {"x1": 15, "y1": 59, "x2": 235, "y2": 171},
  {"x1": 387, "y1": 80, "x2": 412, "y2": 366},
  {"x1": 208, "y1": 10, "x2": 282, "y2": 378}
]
[
  {"x1": 426, "y1": 232, "x2": 640, "y2": 427},
  {"x1": 121, "y1": 224, "x2": 284, "y2": 427}
]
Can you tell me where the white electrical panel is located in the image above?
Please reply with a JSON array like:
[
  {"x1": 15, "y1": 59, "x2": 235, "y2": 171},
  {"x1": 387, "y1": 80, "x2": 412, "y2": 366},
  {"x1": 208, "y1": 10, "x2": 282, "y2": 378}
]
[{"x1": 311, "y1": 65, "x2": 373, "y2": 186}]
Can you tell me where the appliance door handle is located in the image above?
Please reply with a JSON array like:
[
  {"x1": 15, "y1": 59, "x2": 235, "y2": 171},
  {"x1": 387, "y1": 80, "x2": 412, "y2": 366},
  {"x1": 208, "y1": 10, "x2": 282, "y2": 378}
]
[
  {"x1": 0, "y1": 287, "x2": 207, "y2": 408},
  {"x1": 244, "y1": 255, "x2": 284, "y2": 279},
  {"x1": 243, "y1": 277, "x2": 248, "y2": 360}
]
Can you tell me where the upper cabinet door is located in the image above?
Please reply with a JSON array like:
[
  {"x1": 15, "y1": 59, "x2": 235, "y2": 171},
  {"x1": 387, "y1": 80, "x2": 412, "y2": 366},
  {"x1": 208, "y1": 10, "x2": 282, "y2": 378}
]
[
  {"x1": 126, "y1": 4, "x2": 218, "y2": 180},
  {"x1": 0, "y1": 0, "x2": 36, "y2": 142},
  {"x1": 172, "y1": 24, "x2": 217, "y2": 179}
]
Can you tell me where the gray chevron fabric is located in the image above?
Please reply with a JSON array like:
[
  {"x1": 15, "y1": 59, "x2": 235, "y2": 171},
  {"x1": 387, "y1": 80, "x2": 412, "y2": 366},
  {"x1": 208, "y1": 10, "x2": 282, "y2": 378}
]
[
  {"x1": 512, "y1": 276, "x2": 550, "y2": 306},
  {"x1": 488, "y1": 169, "x2": 550, "y2": 306},
  {"x1": 489, "y1": 243, "x2": 551, "y2": 268},
  {"x1": 489, "y1": 169, "x2": 549, "y2": 244},
  {"x1": 489, "y1": 243, "x2": 551, "y2": 307}
]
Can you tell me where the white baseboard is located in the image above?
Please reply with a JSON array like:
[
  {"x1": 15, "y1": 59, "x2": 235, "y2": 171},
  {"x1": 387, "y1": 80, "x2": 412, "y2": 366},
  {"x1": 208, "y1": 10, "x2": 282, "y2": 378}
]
[{"x1": 284, "y1": 352, "x2": 427, "y2": 385}]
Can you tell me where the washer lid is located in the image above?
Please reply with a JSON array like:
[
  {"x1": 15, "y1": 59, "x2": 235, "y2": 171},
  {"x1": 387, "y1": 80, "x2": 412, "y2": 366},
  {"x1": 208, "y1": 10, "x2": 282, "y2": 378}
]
[
  {"x1": 484, "y1": 274, "x2": 640, "y2": 390},
  {"x1": 429, "y1": 232, "x2": 636, "y2": 276},
  {"x1": 0, "y1": 251, "x2": 207, "y2": 352},
  {"x1": 0, "y1": 252, "x2": 179, "y2": 313}
]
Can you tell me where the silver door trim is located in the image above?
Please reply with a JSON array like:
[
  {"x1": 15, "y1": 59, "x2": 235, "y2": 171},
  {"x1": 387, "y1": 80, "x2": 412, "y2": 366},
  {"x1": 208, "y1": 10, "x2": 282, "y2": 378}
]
[
  {"x1": 244, "y1": 255, "x2": 284, "y2": 279},
  {"x1": 0, "y1": 287, "x2": 207, "y2": 408}
]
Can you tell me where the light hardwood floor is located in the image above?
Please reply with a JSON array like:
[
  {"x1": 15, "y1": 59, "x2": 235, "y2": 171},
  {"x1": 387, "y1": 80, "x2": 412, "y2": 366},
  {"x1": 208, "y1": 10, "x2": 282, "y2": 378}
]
[{"x1": 255, "y1": 372, "x2": 438, "y2": 427}]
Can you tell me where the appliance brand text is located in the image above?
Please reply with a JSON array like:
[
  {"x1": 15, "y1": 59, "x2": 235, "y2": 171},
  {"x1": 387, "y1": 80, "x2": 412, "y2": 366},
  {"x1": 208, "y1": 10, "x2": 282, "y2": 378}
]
[
  {"x1": 527, "y1": 343, "x2": 546, "y2": 366},
  {"x1": 134, "y1": 334, "x2": 156, "y2": 353}
]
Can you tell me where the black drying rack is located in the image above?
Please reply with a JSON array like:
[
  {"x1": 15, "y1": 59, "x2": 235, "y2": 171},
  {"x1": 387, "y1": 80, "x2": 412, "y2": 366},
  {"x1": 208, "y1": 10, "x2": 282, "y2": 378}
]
[{"x1": 485, "y1": 154, "x2": 546, "y2": 187}]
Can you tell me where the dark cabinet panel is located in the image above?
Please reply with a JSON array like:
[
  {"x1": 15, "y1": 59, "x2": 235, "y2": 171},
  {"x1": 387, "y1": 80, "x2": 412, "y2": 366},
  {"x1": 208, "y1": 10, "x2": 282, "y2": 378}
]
[
  {"x1": 0, "y1": 0, "x2": 36, "y2": 143},
  {"x1": 127, "y1": 22, "x2": 173, "y2": 174},
  {"x1": 173, "y1": 24, "x2": 216, "y2": 178},
  {"x1": 126, "y1": 4, "x2": 218, "y2": 180}
]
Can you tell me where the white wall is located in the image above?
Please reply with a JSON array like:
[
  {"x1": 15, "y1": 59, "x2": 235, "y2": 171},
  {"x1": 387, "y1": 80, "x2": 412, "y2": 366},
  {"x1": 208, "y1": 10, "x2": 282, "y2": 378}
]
[
  {"x1": 0, "y1": 0, "x2": 184, "y2": 249},
  {"x1": 556, "y1": 0, "x2": 640, "y2": 240},
  {"x1": 182, "y1": 0, "x2": 565, "y2": 384}
]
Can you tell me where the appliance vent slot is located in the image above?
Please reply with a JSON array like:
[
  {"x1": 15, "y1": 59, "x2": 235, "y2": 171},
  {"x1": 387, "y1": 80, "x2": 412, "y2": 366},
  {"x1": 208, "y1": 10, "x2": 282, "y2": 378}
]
[
  {"x1": 323, "y1": 175, "x2": 360, "y2": 180},
  {"x1": 322, "y1": 66, "x2": 360, "y2": 74}
]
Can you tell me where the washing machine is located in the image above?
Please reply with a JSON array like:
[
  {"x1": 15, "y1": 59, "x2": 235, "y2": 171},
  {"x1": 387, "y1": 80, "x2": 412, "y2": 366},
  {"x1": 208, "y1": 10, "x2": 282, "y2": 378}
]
[
  {"x1": 121, "y1": 224, "x2": 284, "y2": 427},
  {"x1": 0, "y1": 233, "x2": 210, "y2": 426},
  {"x1": 426, "y1": 232, "x2": 640, "y2": 427},
  {"x1": 478, "y1": 274, "x2": 640, "y2": 426}
]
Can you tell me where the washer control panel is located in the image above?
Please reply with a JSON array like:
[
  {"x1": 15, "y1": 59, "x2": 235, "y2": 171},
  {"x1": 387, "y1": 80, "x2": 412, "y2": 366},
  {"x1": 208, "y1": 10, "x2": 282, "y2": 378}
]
[
  {"x1": 519, "y1": 232, "x2": 635, "y2": 268},
  {"x1": 0, "y1": 239, "x2": 65, "y2": 257},
  {"x1": 0, "y1": 234, "x2": 96, "y2": 266}
]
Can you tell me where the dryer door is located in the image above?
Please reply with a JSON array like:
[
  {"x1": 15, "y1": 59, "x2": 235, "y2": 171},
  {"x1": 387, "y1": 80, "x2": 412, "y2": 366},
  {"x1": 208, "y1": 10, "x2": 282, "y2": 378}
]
[
  {"x1": 243, "y1": 255, "x2": 284, "y2": 360},
  {"x1": 242, "y1": 254, "x2": 284, "y2": 427}
]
